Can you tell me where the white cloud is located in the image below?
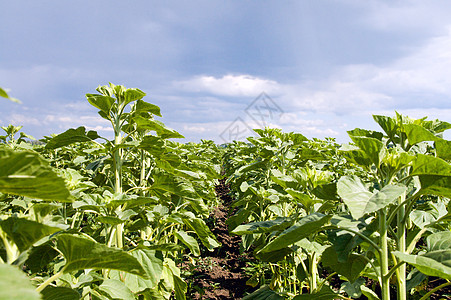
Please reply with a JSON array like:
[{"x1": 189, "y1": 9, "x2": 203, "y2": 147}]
[
  {"x1": 276, "y1": 26, "x2": 451, "y2": 116},
  {"x1": 176, "y1": 74, "x2": 282, "y2": 97}
]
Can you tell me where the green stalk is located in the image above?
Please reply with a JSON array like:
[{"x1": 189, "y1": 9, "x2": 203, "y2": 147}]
[
  {"x1": 396, "y1": 192, "x2": 407, "y2": 300},
  {"x1": 309, "y1": 253, "x2": 318, "y2": 293},
  {"x1": 36, "y1": 269, "x2": 65, "y2": 292},
  {"x1": 379, "y1": 210, "x2": 390, "y2": 300},
  {"x1": 113, "y1": 120, "x2": 124, "y2": 249},
  {"x1": 418, "y1": 281, "x2": 451, "y2": 300}
]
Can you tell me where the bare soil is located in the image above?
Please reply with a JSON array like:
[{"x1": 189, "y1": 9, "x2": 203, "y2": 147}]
[{"x1": 184, "y1": 178, "x2": 256, "y2": 299}]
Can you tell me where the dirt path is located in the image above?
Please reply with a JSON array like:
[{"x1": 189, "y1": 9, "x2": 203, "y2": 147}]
[{"x1": 185, "y1": 178, "x2": 256, "y2": 299}]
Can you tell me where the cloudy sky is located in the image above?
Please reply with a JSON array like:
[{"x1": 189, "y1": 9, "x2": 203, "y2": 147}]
[{"x1": 1, "y1": 1, "x2": 450, "y2": 143}]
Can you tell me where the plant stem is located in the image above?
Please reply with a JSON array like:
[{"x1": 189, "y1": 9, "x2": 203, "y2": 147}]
[
  {"x1": 418, "y1": 281, "x2": 451, "y2": 300},
  {"x1": 379, "y1": 211, "x2": 390, "y2": 300},
  {"x1": 35, "y1": 269, "x2": 64, "y2": 292},
  {"x1": 396, "y1": 192, "x2": 407, "y2": 300},
  {"x1": 309, "y1": 253, "x2": 317, "y2": 293}
]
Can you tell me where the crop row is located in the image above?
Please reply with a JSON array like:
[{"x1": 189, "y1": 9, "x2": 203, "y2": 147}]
[{"x1": 1, "y1": 84, "x2": 450, "y2": 299}]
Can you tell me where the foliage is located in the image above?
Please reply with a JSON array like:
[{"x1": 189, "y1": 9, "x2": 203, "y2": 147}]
[{"x1": 1, "y1": 81, "x2": 450, "y2": 300}]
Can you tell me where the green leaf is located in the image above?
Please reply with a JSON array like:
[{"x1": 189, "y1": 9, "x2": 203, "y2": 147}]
[
  {"x1": 337, "y1": 175, "x2": 406, "y2": 220},
  {"x1": 41, "y1": 286, "x2": 80, "y2": 300},
  {"x1": 134, "y1": 117, "x2": 184, "y2": 139},
  {"x1": 173, "y1": 274, "x2": 187, "y2": 300},
  {"x1": 135, "y1": 99, "x2": 162, "y2": 117},
  {"x1": 340, "y1": 278, "x2": 365, "y2": 298},
  {"x1": 110, "y1": 249, "x2": 163, "y2": 293},
  {"x1": 122, "y1": 88, "x2": 146, "y2": 105},
  {"x1": 322, "y1": 246, "x2": 368, "y2": 282},
  {"x1": 259, "y1": 213, "x2": 331, "y2": 253},
  {"x1": 26, "y1": 243, "x2": 59, "y2": 273},
  {"x1": 182, "y1": 217, "x2": 220, "y2": 251},
  {"x1": 373, "y1": 115, "x2": 398, "y2": 142},
  {"x1": 347, "y1": 128, "x2": 383, "y2": 140},
  {"x1": 242, "y1": 285, "x2": 284, "y2": 300},
  {"x1": 231, "y1": 217, "x2": 293, "y2": 235},
  {"x1": 175, "y1": 231, "x2": 200, "y2": 256},
  {"x1": 360, "y1": 286, "x2": 381, "y2": 300},
  {"x1": 0, "y1": 264, "x2": 40, "y2": 300},
  {"x1": 0, "y1": 147, "x2": 71, "y2": 201},
  {"x1": 435, "y1": 139, "x2": 451, "y2": 160},
  {"x1": 419, "y1": 175, "x2": 451, "y2": 198},
  {"x1": 139, "y1": 135, "x2": 165, "y2": 157},
  {"x1": 141, "y1": 243, "x2": 184, "y2": 252},
  {"x1": 426, "y1": 231, "x2": 451, "y2": 252},
  {"x1": 0, "y1": 217, "x2": 62, "y2": 252},
  {"x1": 411, "y1": 154, "x2": 451, "y2": 177},
  {"x1": 96, "y1": 216, "x2": 124, "y2": 225},
  {"x1": 312, "y1": 183, "x2": 339, "y2": 201},
  {"x1": 255, "y1": 247, "x2": 293, "y2": 262},
  {"x1": 286, "y1": 188, "x2": 320, "y2": 211},
  {"x1": 404, "y1": 123, "x2": 440, "y2": 145},
  {"x1": 85, "y1": 94, "x2": 115, "y2": 115},
  {"x1": 98, "y1": 279, "x2": 135, "y2": 300},
  {"x1": 348, "y1": 135, "x2": 385, "y2": 167},
  {"x1": 0, "y1": 87, "x2": 21, "y2": 103},
  {"x1": 56, "y1": 234, "x2": 148, "y2": 277},
  {"x1": 45, "y1": 127, "x2": 100, "y2": 150},
  {"x1": 393, "y1": 250, "x2": 451, "y2": 280},
  {"x1": 293, "y1": 284, "x2": 338, "y2": 299}
]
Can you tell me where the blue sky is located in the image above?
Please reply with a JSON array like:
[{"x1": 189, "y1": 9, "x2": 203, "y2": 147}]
[{"x1": 1, "y1": 1, "x2": 450, "y2": 143}]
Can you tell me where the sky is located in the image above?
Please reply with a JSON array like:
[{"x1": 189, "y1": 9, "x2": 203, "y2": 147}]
[{"x1": 1, "y1": 0, "x2": 450, "y2": 144}]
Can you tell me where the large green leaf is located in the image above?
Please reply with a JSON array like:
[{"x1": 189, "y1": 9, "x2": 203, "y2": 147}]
[
  {"x1": 45, "y1": 127, "x2": 100, "y2": 150},
  {"x1": 321, "y1": 246, "x2": 368, "y2": 282},
  {"x1": 347, "y1": 128, "x2": 383, "y2": 140},
  {"x1": 98, "y1": 279, "x2": 135, "y2": 300},
  {"x1": 0, "y1": 264, "x2": 40, "y2": 300},
  {"x1": 404, "y1": 123, "x2": 440, "y2": 145},
  {"x1": 242, "y1": 285, "x2": 284, "y2": 300},
  {"x1": 348, "y1": 135, "x2": 386, "y2": 167},
  {"x1": 293, "y1": 284, "x2": 338, "y2": 299},
  {"x1": 286, "y1": 188, "x2": 320, "y2": 212},
  {"x1": 0, "y1": 147, "x2": 71, "y2": 201},
  {"x1": 182, "y1": 217, "x2": 220, "y2": 251},
  {"x1": 85, "y1": 94, "x2": 115, "y2": 115},
  {"x1": 435, "y1": 139, "x2": 451, "y2": 160},
  {"x1": 337, "y1": 175, "x2": 406, "y2": 220},
  {"x1": 255, "y1": 247, "x2": 293, "y2": 262},
  {"x1": 259, "y1": 213, "x2": 331, "y2": 253},
  {"x1": 393, "y1": 250, "x2": 451, "y2": 280},
  {"x1": 41, "y1": 286, "x2": 80, "y2": 300},
  {"x1": 0, "y1": 218, "x2": 62, "y2": 252},
  {"x1": 26, "y1": 243, "x2": 59, "y2": 273},
  {"x1": 135, "y1": 99, "x2": 162, "y2": 117},
  {"x1": 373, "y1": 115, "x2": 398, "y2": 143},
  {"x1": 139, "y1": 135, "x2": 165, "y2": 157},
  {"x1": 410, "y1": 154, "x2": 451, "y2": 177},
  {"x1": 175, "y1": 231, "x2": 200, "y2": 256},
  {"x1": 56, "y1": 234, "x2": 148, "y2": 277},
  {"x1": 122, "y1": 88, "x2": 146, "y2": 106},
  {"x1": 231, "y1": 217, "x2": 293, "y2": 235},
  {"x1": 419, "y1": 175, "x2": 451, "y2": 198},
  {"x1": 133, "y1": 116, "x2": 184, "y2": 139},
  {"x1": 426, "y1": 231, "x2": 451, "y2": 252}
]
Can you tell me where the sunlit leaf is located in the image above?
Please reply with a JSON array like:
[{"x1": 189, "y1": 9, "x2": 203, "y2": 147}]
[
  {"x1": 0, "y1": 217, "x2": 62, "y2": 252},
  {"x1": 0, "y1": 147, "x2": 71, "y2": 201},
  {"x1": 337, "y1": 175, "x2": 406, "y2": 220},
  {"x1": 45, "y1": 127, "x2": 100, "y2": 150},
  {"x1": 259, "y1": 213, "x2": 331, "y2": 253},
  {"x1": 56, "y1": 234, "x2": 148, "y2": 277},
  {"x1": 0, "y1": 264, "x2": 40, "y2": 300}
]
